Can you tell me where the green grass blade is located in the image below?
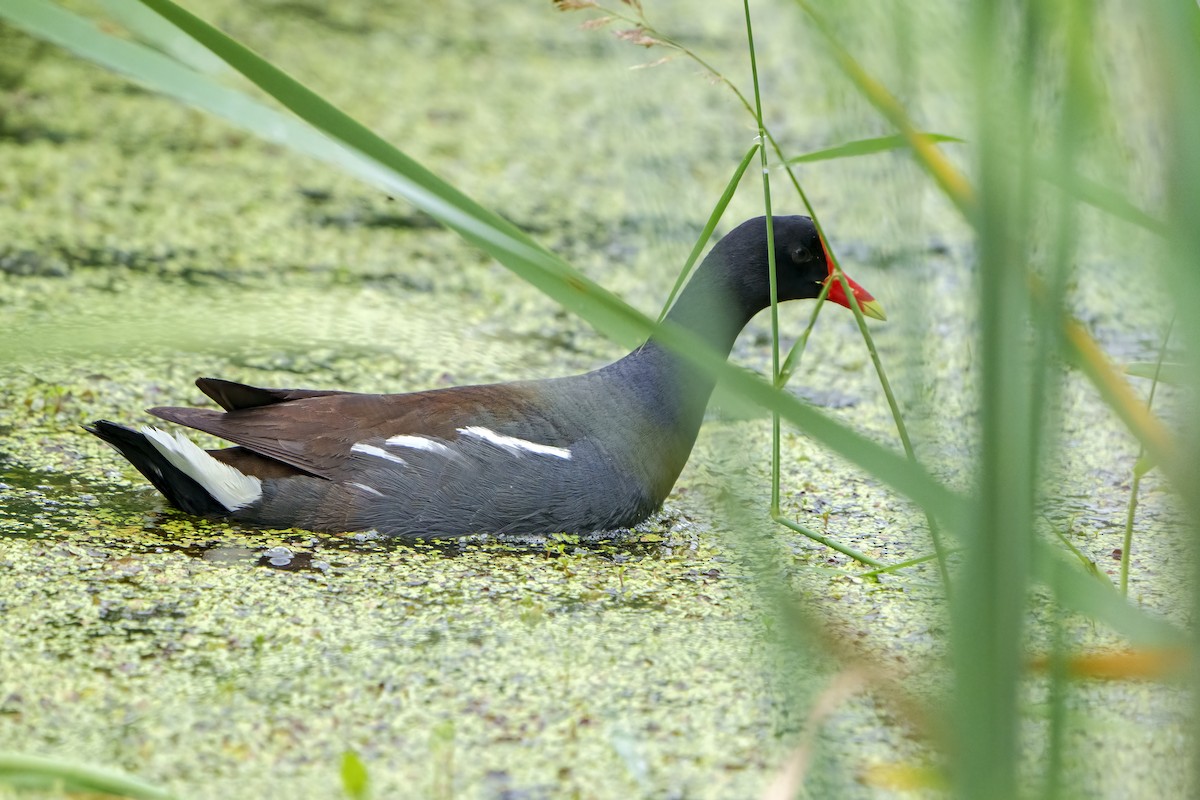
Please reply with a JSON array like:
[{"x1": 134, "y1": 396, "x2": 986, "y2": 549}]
[
  {"x1": 786, "y1": 132, "x2": 964, "y2": 164},
  {"x1": 656, "y1": 143, "x2": 760, "y2": 324},
  {"x1": 1034, "y1": 538, "x2": 1180, "y2": 647},
  {"x1": 739, "y1": 0, "x2": 784, "y2": 520},
  {"x1": 1120, "y1": 317, "x2": 1173, "y2": 595},
  {"x1": 1041, "y1": 601, "x2": 1068, "y2": 800},
  {"x1": 1036, "y1": 158, "x2": 1169, "y2": 237},
  {"x1": 772, "y1": 514, "x2": 883, "y2": 567},
  {"x1": 96, "y1": 0, "x2": 228, "y2": 74},
  {"x1": 948, "y1": 3, "x2": 1039, "y2": 796},
  {"x1": 1124, "y1": 361, "x2": 1186, "y2": 385},
  {"x1": 0, "y1": 752, "x2": 173, "y2": 799},
  {"x1": 1137, "y1": 2, "x2": 1200, "y2": 791}
]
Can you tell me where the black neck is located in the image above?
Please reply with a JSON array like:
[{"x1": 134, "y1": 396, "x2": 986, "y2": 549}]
[
  {"x1": 655, "y1": 258, "x2": 756, "y2": 355},
  {"x1": 597, "y1": 257, "x2": 760, "y2": 480}
]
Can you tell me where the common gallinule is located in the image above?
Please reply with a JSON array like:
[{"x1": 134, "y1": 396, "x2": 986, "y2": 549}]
[{"x1": 86, "y1": 216, "x2": 883, "y2": 537}]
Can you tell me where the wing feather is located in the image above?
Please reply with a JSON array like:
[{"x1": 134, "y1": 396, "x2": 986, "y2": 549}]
[{"x1": 147, "y1": 381, "x2": 547, "y2": 481}]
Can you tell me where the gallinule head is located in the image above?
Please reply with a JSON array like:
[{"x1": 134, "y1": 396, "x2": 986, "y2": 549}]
[{"x1": 86, "y1": 215, "x2": 883, "y2": 538}]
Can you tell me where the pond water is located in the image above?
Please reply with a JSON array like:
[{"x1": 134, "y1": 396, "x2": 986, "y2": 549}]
[{"x1": 0, "y1": 1, "x2": 1190, "y2": 798}]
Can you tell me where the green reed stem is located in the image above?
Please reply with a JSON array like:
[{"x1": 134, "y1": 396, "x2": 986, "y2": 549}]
[
  {"x1": 1120, "y1": 315, "x2": 1174, "y2": 595},
  {"x1": 777, "y1": 277, "x2": 833, "y2": 387},
  {"x1": 861, "y1": 548, "x2": 960, "y2": 579},
  {"x1": 0, "y1": 753, "x2": 172, "y2": 800},
  {"x1": 738, "y1": 0, "x2": 786, "y2": 523},
  {"x1": 1042, "y1": 597, "x2": 1068, "y2": 800},
  {"x1": 772, "y1": 514, "x2": 884, "y2": 568}
]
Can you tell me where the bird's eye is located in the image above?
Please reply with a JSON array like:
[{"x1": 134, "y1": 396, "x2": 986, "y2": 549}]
[{"x1": 790, "y1": 246, "x2": 814, "y2": 265}]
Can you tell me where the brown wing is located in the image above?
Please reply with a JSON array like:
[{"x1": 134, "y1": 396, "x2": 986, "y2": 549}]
[{"x1": 148, "y1": 381, "x2": 543, "y2": 481}]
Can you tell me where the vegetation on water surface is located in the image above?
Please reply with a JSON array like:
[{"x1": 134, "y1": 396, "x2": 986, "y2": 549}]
[{"x1": 1, "y1": 0, "x2": 1196, "y2": 797}]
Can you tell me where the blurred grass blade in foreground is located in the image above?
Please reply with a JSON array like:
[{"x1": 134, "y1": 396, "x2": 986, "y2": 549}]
[
  {"x1": 0, "y1": 752, "x2": 173, "y2": 799},
  {"x1": 785, "y1": 132, "x2": 963, "y2": 164}
]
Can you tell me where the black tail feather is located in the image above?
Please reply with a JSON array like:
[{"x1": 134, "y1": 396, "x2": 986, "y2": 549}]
[
  {"x1": 84, "y1": 420, "x2": 228, "y2": 517},
  {"x1": 195, "y1": 377, "x2": 346, "y2": 411}
]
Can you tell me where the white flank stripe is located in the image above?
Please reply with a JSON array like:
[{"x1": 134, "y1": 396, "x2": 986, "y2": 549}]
[
  {"x1": 350, "y1": 482, "x2": 384, "y2": 498},
  {"x1": 457, "y1": 426, "x2": 572, "y2": 460},
  {"x1": 140, "y1": 427, "x2": 262, "y2": 511},
  {"x1": 385, "y1": 434, "x2": 452, "y2": 455},
  {"x1": 350, "y1": 442, "x2": 407, "y2": 465}
]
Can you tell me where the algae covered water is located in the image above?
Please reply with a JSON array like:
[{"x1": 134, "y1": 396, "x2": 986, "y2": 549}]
[{"x1": 0, "y1": 1, "x2": 1191, "y2": 797}]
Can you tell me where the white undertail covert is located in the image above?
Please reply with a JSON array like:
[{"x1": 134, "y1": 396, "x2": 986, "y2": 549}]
[{"x1": 141, "y1": 427, "x2": 263, "y2": 511}]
